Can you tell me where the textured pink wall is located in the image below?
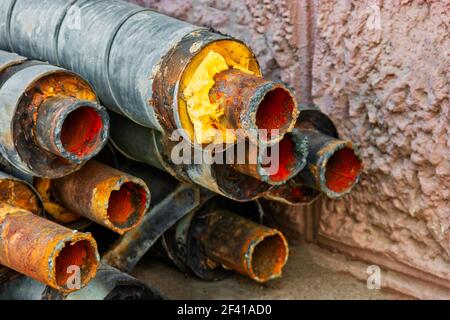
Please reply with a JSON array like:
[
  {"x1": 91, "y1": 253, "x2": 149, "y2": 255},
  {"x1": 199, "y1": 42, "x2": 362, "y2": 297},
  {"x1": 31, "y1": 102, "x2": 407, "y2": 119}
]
[
  {"x1": 313, "y1": 0, "x2": 450, "y2": 283},
  {"x1": 129, "y1": 0, "x2": 450, "y2": 296}
]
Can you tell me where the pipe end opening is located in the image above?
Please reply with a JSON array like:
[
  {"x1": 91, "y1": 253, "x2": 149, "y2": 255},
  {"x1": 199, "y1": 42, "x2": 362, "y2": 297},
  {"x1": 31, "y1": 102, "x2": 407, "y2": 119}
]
[
  {"x1": 250, "y1": 232, "x2": 288, "y2": 282},
  {"x1": 60, "y1": 107, "x2": 104, "y2": 159},
  {"x1": 54, "y1": 239, "x2": 98, "y2": 290},
  {"x1": 263, "y1": 135, "x2": 299, "y2": 184},
  {"x1": 107, "y1": 182, "x2": 148, "y2": 231},
  {"x1": 255, "y1": 87, "x2": 295, "y2": 141},
  {"x1": 325, "y1": 147, "x2": 362, "y2": 194}
]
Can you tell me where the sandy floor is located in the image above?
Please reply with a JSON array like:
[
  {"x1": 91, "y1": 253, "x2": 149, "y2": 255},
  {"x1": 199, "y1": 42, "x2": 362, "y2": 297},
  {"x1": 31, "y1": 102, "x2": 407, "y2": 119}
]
[{"x1": 132, "y1": 243, "x2": 406, "y2": 300}]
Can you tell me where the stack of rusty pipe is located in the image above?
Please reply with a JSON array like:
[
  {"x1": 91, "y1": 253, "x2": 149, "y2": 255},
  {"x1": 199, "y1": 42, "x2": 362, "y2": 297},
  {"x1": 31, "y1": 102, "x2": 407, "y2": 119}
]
[
  {"x1": 0, "y1": 0, "x2": 365, "y2": 298},
  {"x1": 0, "y1": 0, "x2": 308, "y2": 202}
]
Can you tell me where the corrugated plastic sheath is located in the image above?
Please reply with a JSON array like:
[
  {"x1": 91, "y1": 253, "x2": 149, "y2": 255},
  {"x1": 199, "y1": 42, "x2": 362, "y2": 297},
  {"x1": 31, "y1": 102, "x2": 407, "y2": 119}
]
[
  {"x1": 0, "y1": 0, "x2": 228, "y2": 132},
  {"x1": 0, "y1": 203, "x2": 99, "y2": 293}
]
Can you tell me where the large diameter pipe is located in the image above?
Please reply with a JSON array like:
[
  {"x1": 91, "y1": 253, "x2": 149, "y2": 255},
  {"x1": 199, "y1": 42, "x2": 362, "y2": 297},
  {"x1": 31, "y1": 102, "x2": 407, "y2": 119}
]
[
  {"x1": 0, "y1": 264, "x2": 165, "y2": 300},
  {"x1": 0, "y1": 50, "x2": 109, "y2": 178},
  {"x1": 0, "y1": 203, "x2": 99, "y2": 293},
  {"x1": 35, "y1": 161, "x2": 150, "y2": 234},
  {"x1": 0, "y1": 0, "x2": 298, "y2": 145}
]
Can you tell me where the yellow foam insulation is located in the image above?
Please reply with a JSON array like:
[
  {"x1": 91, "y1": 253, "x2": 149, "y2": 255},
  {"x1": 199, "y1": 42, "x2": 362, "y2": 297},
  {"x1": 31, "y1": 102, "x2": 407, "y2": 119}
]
[{"x1": 183, "y1": 49, "x2": 255, "y2": 144}]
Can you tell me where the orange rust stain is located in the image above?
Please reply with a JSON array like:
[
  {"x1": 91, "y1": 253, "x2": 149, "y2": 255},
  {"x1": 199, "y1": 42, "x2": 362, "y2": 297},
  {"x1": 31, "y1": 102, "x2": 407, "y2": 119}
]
[
  {"x1": 34, "y1": 178, "x2": 81, "y2": 223},
  {"x1": 325, "y1": 147, "x2": 362, "y2": 193},
  {"x1": 0, "y1": 180, "x2": 40, "y2": 214},
  {"x1": 60, "y1": 107, "x2": 103, "y2": 157}
]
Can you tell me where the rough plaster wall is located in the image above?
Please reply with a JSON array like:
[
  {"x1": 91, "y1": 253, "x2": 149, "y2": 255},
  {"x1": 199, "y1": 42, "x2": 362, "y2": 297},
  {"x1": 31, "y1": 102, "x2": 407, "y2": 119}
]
[{"x1": 313, "y1": 0, "x2": 450, "y2": 280}]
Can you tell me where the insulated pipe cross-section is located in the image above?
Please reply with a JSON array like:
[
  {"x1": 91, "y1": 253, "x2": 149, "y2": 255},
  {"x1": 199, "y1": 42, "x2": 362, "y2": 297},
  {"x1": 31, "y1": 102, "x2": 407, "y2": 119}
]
[{"x1": 0, "y1": 50, "x2": 109, "y2": 178}]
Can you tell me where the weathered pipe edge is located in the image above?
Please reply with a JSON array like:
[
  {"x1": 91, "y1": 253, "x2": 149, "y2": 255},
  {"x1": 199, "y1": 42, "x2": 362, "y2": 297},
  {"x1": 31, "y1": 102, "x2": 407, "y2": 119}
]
[
  {"x1": 234, "y1": 128, "x2": 309, "y2": 186},
  {"x1": 167, "y1": 206, "x2": 289, "y2": 283},
  {"x1": 0, "y1": 203, "x2": 100, "y2": 293},
  {"x1": 0, "y1": 50, "x2": 110, "y2": 178},
  {"x1": 210, "y1": 68, "x2": 299, "y2": 145},
  {"x1": 298, "y1": 130, "x2": 363, "y2": 198},
  {"x1": 0, "y1": 263, "x2": 166, "y2": 300},
  {"x1": 296, "y1": 104, "x2": 363, "y2": 198},
  {"x1": 47, "y1": 161, "x2": 150, "y2": 235},
  {"x1": 109, "y1": 111, "x2": 271, "y2": 202},
  {"x1": 0, "y1": 170, "x2": 44, "y2": 285},
  {"x1": 35, "y1": 96, "x2": 109, "y2": 164},
  {"x1": 102, "y1": 183, "x2": 214, "y2": 273}
]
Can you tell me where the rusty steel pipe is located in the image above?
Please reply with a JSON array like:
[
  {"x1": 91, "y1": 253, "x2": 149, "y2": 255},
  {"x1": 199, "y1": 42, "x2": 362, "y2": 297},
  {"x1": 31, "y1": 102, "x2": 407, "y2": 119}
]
[
  {"x1": 298, "y1": 131, "x2": 362, "y2": 198},
  {"x1": 0, "y1": 0, "x2": 298, "y2": 146},
  {"x1": 0, "y1": 203, "x2": 99, "y2": 293},
  {"x1": 164, "y1": 203, "x2": 289, "y2": 283},
  {"x1": 234, "y1": 128, "x2": 309, "y2": 186},
  {"x1": 35, "y1": 161, "x2": 150, "y2": 235},
  {"x1": 210, "y1": 69, "x2": 298, "y2": 145},
  {"x1": 0, "y1": 50, "x2": 109, "y2": 178},
  {"x1": 0, "y1": 171, "x2": 44, "y2": 284},
  {"x1": 0, "y1": 263, "x2": 166, "y2": 300}
]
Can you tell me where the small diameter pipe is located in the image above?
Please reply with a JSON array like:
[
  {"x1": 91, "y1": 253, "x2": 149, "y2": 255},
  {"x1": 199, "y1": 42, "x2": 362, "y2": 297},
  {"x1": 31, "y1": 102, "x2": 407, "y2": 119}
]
[
  {"x1": 195, "y1": 210, "x2": 289, "y2": 282},
  {"x1": 0, "y1": 50, "x2": 109, "y2": 178},
  {"x1": 38, "y1": 161, "x2": 150, "y2": 234},
  {"x1": 210, "y1": 69, "x2": 299, "y2": 145},
  {"x1": 0, "y1": 203, "x2": 99, "y2": 293},
  {"x1": 234, "y1": 129, "x2": 309, "y2": 185},
  {"x1": 35, "y1": 96, "x2": 108, "y2": 164},
  {"x1": 298, "y1": 130, "x2": 363, "y2": 198}
]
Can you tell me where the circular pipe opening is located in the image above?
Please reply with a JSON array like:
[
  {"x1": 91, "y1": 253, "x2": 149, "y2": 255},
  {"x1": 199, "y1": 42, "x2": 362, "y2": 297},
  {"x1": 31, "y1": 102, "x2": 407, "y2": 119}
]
[
  {"x1": 250, "y1": 233, "x2": 288, "y2": 282},
  {"x1": 60, "y1": 107, "x2": 104, "y2": 158},
  {"x1": 55, "y1": 239, "x2": 98, "y2": 289},
  {"x1": 325, "y1": 147, "x2": 362, "y2": 193},
  {"x1": 255, "y1": 87, "x2": 295, "y2": 139},
  {"x1": 107, "y1": 182, "x2": 148, "y2": 229}
]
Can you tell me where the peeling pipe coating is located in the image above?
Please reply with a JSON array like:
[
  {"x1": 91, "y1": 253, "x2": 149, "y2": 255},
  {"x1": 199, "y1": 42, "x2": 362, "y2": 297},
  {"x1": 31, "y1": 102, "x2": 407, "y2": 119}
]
[
  {"x1": 0, "y1": 0, "x2": 298, "y2": 146},
  {"x1": 0, "y1": 50, "x2": 109, "y2": 178},
  {"x1": 0, "y1": 203, "x2": 99, "y2": 292}
]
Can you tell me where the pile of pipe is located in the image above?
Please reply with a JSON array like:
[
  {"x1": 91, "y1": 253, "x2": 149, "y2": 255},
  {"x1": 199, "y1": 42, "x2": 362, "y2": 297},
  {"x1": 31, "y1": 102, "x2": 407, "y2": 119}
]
[{"x1": 0, "y1": 0, "x2": 363, "y2": 299}]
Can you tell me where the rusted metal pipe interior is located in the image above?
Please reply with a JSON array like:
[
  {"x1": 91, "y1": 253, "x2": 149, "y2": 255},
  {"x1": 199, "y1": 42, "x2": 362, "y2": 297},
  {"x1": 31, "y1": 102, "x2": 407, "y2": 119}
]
[
  {"x1": 34, "y1": 161, "x2": 150, "y2": 234},
  {"x1": 0, "y1": 203, "x2": 99, "y2": 293}
]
